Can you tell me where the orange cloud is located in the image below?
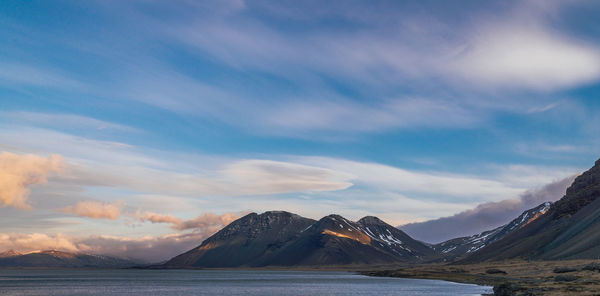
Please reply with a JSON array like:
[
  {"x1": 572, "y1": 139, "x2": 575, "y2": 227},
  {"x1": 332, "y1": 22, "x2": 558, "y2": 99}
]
[
  {"x1": 137, "y1": 211, "x2": 245, "y2": 231},
  {"x1": 60, "y1": 201, "x2": 124, "y2": 220},
  {"x1": 138, "y1": 211, "x2": 182, "y2": 224},
  {"x1": 0, "y1": 152, "x2": 64, "y2": 209},
  {"x1": 0, "y1": 231, "x2": 216, "y2": 263},
  {"x1": 0, "y1": 233, "x2": 87, "y2": 253}
]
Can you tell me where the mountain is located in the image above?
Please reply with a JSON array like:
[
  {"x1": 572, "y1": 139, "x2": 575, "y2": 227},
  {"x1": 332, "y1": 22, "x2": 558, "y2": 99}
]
[
  {"x1": 163, "y1": 211, "x2": 316, "y2": 268},
  {"x1": 262, "y1": 215, "x2": 435, "y2": 266},
  {"x1": 0, "y1": 250, "x2": 138, "y2": 268},
  {"x1": 461, "y1": 158, "x2": 600, "y2": 262},
  {"x1": 163, "y1": 212, "x2": 434, "y2": 268},
  {"x1": 432, "y1": 202, "x2": 551, "y2": 261}
]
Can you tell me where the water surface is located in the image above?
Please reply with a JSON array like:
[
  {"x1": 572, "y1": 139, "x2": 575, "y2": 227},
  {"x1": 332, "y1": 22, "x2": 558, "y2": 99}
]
[{"x1": 0, "y1": 269, "x2": 492, "y2": 295}]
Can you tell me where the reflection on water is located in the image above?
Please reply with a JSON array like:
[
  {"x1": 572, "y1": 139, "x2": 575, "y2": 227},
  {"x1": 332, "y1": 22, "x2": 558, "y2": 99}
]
[{"x1": 0, "y1": 269, "x2": 492, "y2": 296}]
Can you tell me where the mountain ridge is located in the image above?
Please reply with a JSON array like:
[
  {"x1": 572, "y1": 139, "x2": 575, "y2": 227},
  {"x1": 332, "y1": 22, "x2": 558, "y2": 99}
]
[
  {"x1": 162, "y1": 211, "x2": 434, "y2": 268},
  {"x1": 460, "y1": 158, "x2": 600, "y2": 263},
  {"x1": 0, "y1": 249, "x2": 138, "y2": 268},
  {"x1": 432, "y1": 202, "x2": 551, "y2": 261}
]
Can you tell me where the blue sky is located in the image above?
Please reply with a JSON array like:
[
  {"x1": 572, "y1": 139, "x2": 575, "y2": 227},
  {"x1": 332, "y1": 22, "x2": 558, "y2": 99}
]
[{"x1": 0, "y1": 0, "x2": 599, "y2": 261}]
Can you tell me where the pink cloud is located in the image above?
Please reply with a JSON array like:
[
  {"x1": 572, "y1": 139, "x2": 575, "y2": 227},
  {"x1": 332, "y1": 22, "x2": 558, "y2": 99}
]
[
  {"x1": 0, "y1": 152, "x2": 64, "y2": 209},
  {"x1": 137, "y1": 211, "x2": 246, "y2": 231},
  {"x1": 60, "y1": 201, "x2": 125, "y2": 220}
]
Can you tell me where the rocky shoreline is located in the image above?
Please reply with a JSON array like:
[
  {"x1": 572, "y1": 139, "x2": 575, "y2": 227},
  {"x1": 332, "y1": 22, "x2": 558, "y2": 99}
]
[{"x1": 361, "y1": 259, "x2": 600, "y2": 295}]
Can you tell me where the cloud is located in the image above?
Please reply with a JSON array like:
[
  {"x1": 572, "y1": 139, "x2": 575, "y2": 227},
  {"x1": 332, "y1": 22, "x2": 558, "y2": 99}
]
[
  {"x1": 5, "y1": 1, "x2": 595, "y2": 141},
  {"x1": 400, "y1": 175, "x2": 578, "y2": 243},
  {"x1": 0, "y1": 128, "x2": 353, "y2": 197},
  {"x1": 0, "y1": 210, "x2": 246, "y2": 262},
  {"x1": 0, "y1": 231, "x2": 210, "y2": 263},
  {"x1": 0, "y1": 127, "x2": 582, "y2": 229},
  {"x1": 299, "y1": 157, "x2": 576, "y2": 203},
  {"x1": 263, "y1": 97, "x2": 480, "y2": 134},
  {"x1": 67, "y1": 158, "x2": 354, "y2": 198},
  {"x1": 0, "y1": 62, "x2": 85, "y2": 90},
  {"x1": 78, "y1": 232, "x2": 212, "y2": 262},
  {"x1": 0, "y1": 111, "x2": 139, "y2": 133},
  {"x1": 138, "y1": 212, "x2": 181, "y2": 225},
  {"x1": 0, "y1": 233, "x2": 85, "y2": 253},
  {"x1": 452, "y1": 26, "x2": 600, "y2": 90},
  {"x1": 167, "y1": 0, "x2": 600, "y2": 93},
  {"x1": 137, "y1": 211, "x2": 244, "y2": 231},
  {"x1": 60, "y1": 201, "x2": 125, "y2": 220},
  {"x1": 221, "y1": 160, "x2": 353, "y2": 195},
  {"x1": 0, "y1": 152, "x2": 64, "y2": 209}
]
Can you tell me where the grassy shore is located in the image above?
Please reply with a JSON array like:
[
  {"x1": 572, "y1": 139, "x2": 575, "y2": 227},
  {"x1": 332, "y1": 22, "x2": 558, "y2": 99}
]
[{"x1": 361, "y1": 259, "x2": 600, "y2": 295}]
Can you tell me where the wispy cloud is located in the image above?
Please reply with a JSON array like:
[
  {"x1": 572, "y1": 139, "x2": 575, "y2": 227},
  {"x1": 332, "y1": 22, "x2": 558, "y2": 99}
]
[
  {"x1": 262, "y1": 97, "x2": 480, "y2": 134},
  {"x1": 297, "y1": 156, "x2": 577, "y2": 203},
  {"x1": 0, "y1": 112, "x2": 139, "y2": 133},
  {"x1": 3, "y1": 1, "x2": 594, "y2": 139},
  {"x1": 0, "y1": 62, "x2": 85, "y2": 90}
]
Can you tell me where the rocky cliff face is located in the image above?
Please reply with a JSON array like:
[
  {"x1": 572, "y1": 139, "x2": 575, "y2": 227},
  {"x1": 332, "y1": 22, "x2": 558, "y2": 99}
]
[{"x1": 551, "y1": 159, "x2": 600, "y2": 219}]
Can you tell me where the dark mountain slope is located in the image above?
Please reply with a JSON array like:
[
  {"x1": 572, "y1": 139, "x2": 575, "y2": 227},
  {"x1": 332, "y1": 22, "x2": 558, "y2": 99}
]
[
  {"x1": 163, "y1": 212, "x2": 434, "y2": 268},
  {"x1": 263, "y1": 215, "x2": 398, "y2": 266},
  {"x1": 433, "y1": 202, "x2": 551, "y2": 261},
  {"x1": 358, "y1": 216, "x2": 434, "y2": 259},
  {"x1": 0, "y1": 250, "x2": 137, "y2": 268},
  {"x1": 264, "y1": 215, "x2": 434, "y2": 266},
  {"x1": 163, "y1": 211, "x2": 315, "y2": 268},
  {"x1": 461, "y1": 158, "x2": 600, "y2": 263}
]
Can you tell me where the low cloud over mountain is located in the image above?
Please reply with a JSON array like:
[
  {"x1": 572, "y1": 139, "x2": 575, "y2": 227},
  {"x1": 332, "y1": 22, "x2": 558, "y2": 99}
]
[{"x1": 401, "y1": 175, "x2": 577, "y2": 243}]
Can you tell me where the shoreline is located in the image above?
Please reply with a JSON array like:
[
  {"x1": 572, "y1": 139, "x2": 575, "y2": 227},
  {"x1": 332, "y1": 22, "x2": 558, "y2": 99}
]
[{"x1": 361, "y1": 259, "x2": 600, "y2": 295}]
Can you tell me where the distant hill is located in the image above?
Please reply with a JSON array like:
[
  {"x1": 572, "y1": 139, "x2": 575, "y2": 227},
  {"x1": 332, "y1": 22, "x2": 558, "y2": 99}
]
[
  {"x1": 432, "y1": 202, "x2": 551, "y2": 261},
  {"x1": 461, "y1": 158, "x2": 600, "y2": 262},
  {"x1": 162, "y1": 211, "x2": 434, "y2": 268},
  {"x1": 0, "y1": 250, "x2": 138, "y2": 268}
]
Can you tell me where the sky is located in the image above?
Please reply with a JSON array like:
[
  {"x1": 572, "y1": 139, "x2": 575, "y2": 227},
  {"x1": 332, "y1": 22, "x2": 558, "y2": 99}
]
[{"x1": 0, "y1": 0, "x2": 599, "y2": 262}]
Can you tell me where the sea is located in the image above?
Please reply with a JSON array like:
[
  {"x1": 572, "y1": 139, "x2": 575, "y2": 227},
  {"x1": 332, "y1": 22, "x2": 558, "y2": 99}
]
[{"x1": 0, "y1": 269, "x2": 492, "y2": 295}]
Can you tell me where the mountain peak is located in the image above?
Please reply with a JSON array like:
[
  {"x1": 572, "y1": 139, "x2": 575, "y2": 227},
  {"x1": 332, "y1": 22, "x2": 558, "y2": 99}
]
[
  {"x1": 358, "y1": 216, "x2": 386, "y2": 225},
  {"x1": 322, "y1": 214, "x2": 345, "y2": 220},
  {"x1": 260, "y1": 211, "x2": 303, "y2": 219}
]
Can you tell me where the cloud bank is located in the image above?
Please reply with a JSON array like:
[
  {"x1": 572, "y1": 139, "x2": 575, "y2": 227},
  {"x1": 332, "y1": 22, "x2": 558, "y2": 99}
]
[
  {"x1": 0, "y1": 231, "x2": 209, "y2": 263},
  {"x1": 0, "y1": 233, "x2": 82, "y2": 253},
  {"x1": 0, "y1": 152, "x2": 64, "y2": 209},
  {"x1": 0, "y1": 210, "x2": 247, "y2": 262},
  {"x1": 400, "y1": 175, "x2": 578, "y2": 243}
]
